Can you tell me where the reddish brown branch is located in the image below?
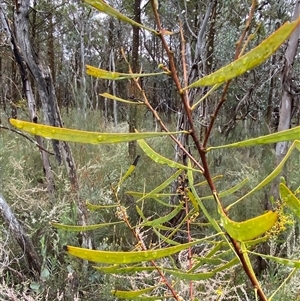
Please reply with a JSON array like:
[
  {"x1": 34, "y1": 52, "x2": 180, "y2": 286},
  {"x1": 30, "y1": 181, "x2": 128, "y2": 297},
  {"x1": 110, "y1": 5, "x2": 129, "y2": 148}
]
[
  {"x1": 152, "y1": 4, "x2": 217, "y2": 196},
  {"x1": 151, "y1": 0, "x2": 268, "y2": 300},
  {"x1": 230, "y1": 238, "x2": 268, "y2": 301},
  {"x1": 203, "y1": 0, "x2": 257, "y2": 147}
]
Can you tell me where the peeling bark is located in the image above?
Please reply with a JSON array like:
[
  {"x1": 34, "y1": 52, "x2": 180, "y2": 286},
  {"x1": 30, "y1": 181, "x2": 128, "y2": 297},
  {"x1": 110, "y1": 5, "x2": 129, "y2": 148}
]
[
  {"x1": 14, "y1": 0, "x2": 62, "y2": 164},
  {"x1": 128, "y1": 0, "x2": 141, "y2": 159},
  {"x1": 13, "y1": 0, "x2": 78, "y2": 190},
  {"x1": 270, "y1": 1, "x2": 300, "y2": 204},
  {"x1": 12, "y1": 1, "x2": 90, "y2": 252},
  {"x1": 0, "y1": 194, "x2": 41, "y2": 276},
  {"x1": 275, "y1": 1, "x2": 300, "y2": 164},
  {"x1": 0, "y1": 4, "x2": 55, "y2": 195},
  {"x1": 176, "y1": 0, "x2": 216, "y2": 162}
]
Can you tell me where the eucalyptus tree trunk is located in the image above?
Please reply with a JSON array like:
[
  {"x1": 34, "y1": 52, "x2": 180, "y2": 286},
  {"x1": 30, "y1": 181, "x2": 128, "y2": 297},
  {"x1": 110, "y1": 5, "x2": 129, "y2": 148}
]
[
  {"x1": 0, "y1": 194, "x2": 41, "y2": 276},
  {"x1": 70, "y1": 6, "x2": 88, "y2": 113},
  {"x1": 269, "y1": 1, "x2": 300, "y2": 204},
  {"x1": 175, "y1": 0, "x2": 215, "y2": 162},
  {"x1": 14, "y1": 0, "x2": 78, "y2": 190},
  {"x1": 13, "y1": 0, "x2": 91, "y2": 252},
  {"x1": 14, "y1": 0, "x2": 61, "y2": 164},
  {"x1": 0, "y1": 4, "x2": 55, "y2": 195},
  {"x1": 128, "y1": 0, "x2": 141, "y2": 158},
  {"x1": 266, "y1": 55, "x2": 278, "y2": 127},
  {"x1": 110, "y1": 49, "x2": 118, "y2": 126},
  {"x1": 79, "y1": 17, "x2": 87, "y2": 114},
  {"x1": 275, "y1": 0, "x2": 300, "y2": 165}
]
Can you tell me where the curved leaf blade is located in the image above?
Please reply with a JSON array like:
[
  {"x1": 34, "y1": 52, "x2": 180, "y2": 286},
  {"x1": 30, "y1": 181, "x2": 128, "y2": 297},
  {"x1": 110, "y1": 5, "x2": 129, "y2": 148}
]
[
  {"x1": 185, "y1": 18, "x2": 300, "y2": 88},
  {"x1": 116, "y1": 155, "x2": 140, "y2": 189},
  {"x1": 135, "y1": 169, "x2": 183, "y2": 203},
  {"x1": 130, "y1": 194, "x2": 178, "y2": 208},
  {"x1": 220, "y1": 209, "x2": 278, "y2": 242},
  {"x1": 84, "y1": 0, "x2": 156, "y2": 33},
  {"x1": 187, "y1": 189, "x2": 200, "y2": 212},
  {"x1": 9, "y1": 119, "x2": 186, "y2": 144},
  {"x1": 240, "y1": 242, "x2": 256, "y2": 278},
  {"x1": 87, "y1": 65, "x2": 167, "y2": 80},
  {"x1": 280, "y1": 183, "x2": 300, "y2": 217},
  {"x1": 111, "y1": 286, "x2": 157, "y2": 299},
  {"x1": 248, "y1": 251, "x2": 300, "y2": 268},
  {"x1": 245, "y1": 236, "x2": 270, "y2": 247},
  {"x1": 126, "y1": 191, "x2": 178, "y2": 199},
  {"x1": 100, "y1": 92, "x2": 144, "y2": 105},
  {"x1": 186, "y1": 159, "x2": 200, "y2": 212},
  {"x1": 141, "y1": 203, "x2": 184, "y2": 227},
  {"x1": 200, "y1": 178, "x2": 249, "y2": 200},
  {"x1": 64, "y1": 234, "x2": 220, "y2": 264},
  {"x1": 137, "y1": 137, "x2": 202, "y2": 173},
  {"x1": 163, "y1": 258, "x2": 238, "y2": 280},
  {"x1": 207, "y1": 128, "x2": 300, "y2": 151},
  {"x1": 51, "y1": 221, "x2": 122, "y2": 232},
  {"x1": 164, "y1": 268, "x2": 214, "y2": 281},
  {"x1": 152, "y1": 228, "x2": 181, "y2": 246},
  {"x1": 227, "y1": 141, "x2": 299, "y2": 210},
  {"x1": 189, "y1": 187, "x2": 223, "y2": 234},
  {"x1": 194, "y1": 175, "x2": 223, "y2": 187}
]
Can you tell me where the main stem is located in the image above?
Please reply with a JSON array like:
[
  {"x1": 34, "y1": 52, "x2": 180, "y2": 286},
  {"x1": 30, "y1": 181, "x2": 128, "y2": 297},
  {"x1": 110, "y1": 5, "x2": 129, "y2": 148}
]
[{"x1": 151, "y1": 1, "x2": 268, "y2": 300}]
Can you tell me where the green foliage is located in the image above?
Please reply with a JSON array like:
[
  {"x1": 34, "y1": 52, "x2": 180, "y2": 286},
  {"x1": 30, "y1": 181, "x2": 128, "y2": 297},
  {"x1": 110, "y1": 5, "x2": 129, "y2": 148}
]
[
  {"x1": 280, "y1": 182, "x2": 300, "y2": 217},
  {"x1": 2, "y1": 1, "x2": 300, "y2": 300},
  {"x1": 184, "y1": 18, "x2": 300, "y2": 88},
  {"x1": 86, "y1": 64, "x2": 168, "y2": 80},
  {"x1": 9, "y1": 118, "x2": 186, "y2": 144},
  {"x1": 9, "y1": 2, "x2": 300, "y2": 299},
  {"x1": 84, "y1": 0, "x2": 157, "y2": 33},
  {"x1": 65, "y1": 235, "x2": 218, "y2": 264}
]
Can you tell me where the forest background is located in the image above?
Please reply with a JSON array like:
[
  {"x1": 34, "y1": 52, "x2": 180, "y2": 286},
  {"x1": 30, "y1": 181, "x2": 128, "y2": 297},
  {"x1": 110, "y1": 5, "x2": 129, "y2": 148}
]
[{"x1": 0, "y1": 0, "x2": 300, "y2": 300}]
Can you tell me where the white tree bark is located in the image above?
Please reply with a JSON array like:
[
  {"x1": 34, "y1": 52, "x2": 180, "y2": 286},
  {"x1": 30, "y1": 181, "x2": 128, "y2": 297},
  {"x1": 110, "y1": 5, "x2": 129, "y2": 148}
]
[
  {"x1": 275, "y1": 1, "x2": 300, "y2": 163},
  {"x1": 0, "y1": 194, "x2": 41, "y2": 275},
  {"x1": 0, "y1": 3, "x2": 56, "y2": 195},
  {"x1": 14, "y1": 0, "x2": 78, "y2": 189}
]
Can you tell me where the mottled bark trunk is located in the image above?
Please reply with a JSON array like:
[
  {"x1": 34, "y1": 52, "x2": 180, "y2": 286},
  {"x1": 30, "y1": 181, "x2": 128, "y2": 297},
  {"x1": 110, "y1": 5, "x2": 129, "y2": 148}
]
[
  {"x1": 0, "y1": 4, "x2": 55, "y2": 195},
  {"x1": 176, "y1": 0, "x2": 215, "y2": 161},
  {"x1": 0, "y1": 194, "x2": 41, "y2": 276},
  {"x1": 270, "y1": 1, "x2": 300, "y2": 204},
  {"x1": 13, "y1": 1, "x2": 90, "y2": 253},
  {"x1": 128, "y1": 0, "x2": 141, "y2": 159},
  {"x1": 275, "y1": 1, "x2": 300, "y2": 164},
  {"x1": 15, "y1": 0, "x2": 62, "y2": 163},
  {"x1": 110, "y1": 49, "x2": 118, "y2": 126},
  {"x1": 266, "y1": 22, "x2": 279, "y2": 128},
  {"x1": 79, "y1": 23, "x2": 87, "y2": 114},
  {"x1": 14, "y1": 0, "x2": 78, "y2": 190}
]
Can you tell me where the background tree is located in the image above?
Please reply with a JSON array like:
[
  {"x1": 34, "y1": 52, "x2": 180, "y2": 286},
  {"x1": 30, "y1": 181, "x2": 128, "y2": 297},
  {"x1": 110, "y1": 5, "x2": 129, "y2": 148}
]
[
  {"x1": 128, "y1": 0, "x2": 142, "y2": 158},
  {"x1": 275, "y1": 0, "x2": 300, "y2": 164}
]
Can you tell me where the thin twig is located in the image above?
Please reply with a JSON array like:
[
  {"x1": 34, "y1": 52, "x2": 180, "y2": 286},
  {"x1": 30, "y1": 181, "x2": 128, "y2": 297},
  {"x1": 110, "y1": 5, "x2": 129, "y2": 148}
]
[
  {"x1": 111, "y1": 184, "x2": 181, "y2": 301},
  {"x1": 120, "y1": 48, "x2": 205, "y2": 173},
  {"x1": 203, "y1": 0, "x2": 257, "y2": 148},
  {"x1": 0, "y1": 124, "x2": 54, "y2": 155}
]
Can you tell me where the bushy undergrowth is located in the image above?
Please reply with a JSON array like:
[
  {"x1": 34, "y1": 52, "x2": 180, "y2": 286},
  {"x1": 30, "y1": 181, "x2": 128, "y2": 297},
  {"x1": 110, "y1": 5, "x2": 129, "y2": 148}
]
[
  {"x1": 0, "y1": 109, "x2": 178, "y2": 300},
  {"x1": 1, "y1": 109, "x2": 299, "y2": 300}
]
